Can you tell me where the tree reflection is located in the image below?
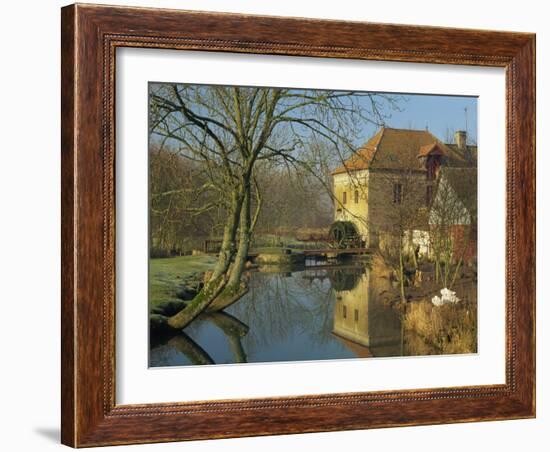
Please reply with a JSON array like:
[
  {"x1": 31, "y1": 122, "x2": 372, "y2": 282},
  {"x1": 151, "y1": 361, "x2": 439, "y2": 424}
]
[
  {"x1": 202, "y1": 311, "x2": 249, "y2": 363},
  {"x1": 227, "y1": 262, "x2": 368, "y2": 353},
  {"x1": 166, "y1": 332, "x2": 214, "y2": 365},
  {"x1": 151, "y1": 310, "x2": 250, "y2": 365},
  {"x1": 150, "y1": 257, "x2": 460, "y2": 365}
]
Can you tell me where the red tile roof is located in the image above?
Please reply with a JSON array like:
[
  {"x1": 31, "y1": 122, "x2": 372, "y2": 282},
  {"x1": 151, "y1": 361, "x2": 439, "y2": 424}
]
[
  {"x1": 331, "y1": 128, "x2": 384, "y2": 175},
  {"x1": 332, "y1": 127, "x2": 468, "y2": 175},
  {"x1": 418, "y1": 142, "x2": 445, "y2": 157}
]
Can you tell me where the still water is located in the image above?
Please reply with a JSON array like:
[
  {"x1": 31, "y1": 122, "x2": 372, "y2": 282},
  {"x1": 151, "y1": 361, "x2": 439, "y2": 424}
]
[{"x1": 149, "y1": 260, "x2": 426, "y2": 367}]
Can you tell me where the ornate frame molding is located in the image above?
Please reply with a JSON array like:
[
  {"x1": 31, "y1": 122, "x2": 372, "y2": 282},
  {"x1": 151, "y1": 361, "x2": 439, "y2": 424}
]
[{"x1": 61, "y1": 4, "x2": 535, "y2": 447}]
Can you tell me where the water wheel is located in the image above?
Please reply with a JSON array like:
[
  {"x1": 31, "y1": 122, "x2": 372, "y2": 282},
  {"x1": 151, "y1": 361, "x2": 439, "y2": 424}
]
[
  {"x1": 328, "y1": 267, "x2": 363, "y2": 291},
  {"x1": 328, "y1": 221, "x2": 360, "y2": 249}
]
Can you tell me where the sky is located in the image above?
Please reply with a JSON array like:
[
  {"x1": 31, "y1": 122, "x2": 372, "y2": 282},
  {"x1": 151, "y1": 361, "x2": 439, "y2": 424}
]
[
  {"x1": 150, "y1": 83, "x2": 478, "y2": 151},
  {"x1": 357, "y1": 93, "x2": 478, "y2": 145}
]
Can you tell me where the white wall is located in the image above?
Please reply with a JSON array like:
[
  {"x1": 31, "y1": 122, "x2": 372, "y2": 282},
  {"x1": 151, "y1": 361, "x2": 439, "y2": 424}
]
[{"x1": 0, "y1": 1, "x2": 546, "y2": 451}]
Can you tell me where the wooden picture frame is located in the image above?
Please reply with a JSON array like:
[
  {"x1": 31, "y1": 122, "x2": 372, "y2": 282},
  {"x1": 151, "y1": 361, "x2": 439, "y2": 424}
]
[{"x1": 61, "y1": 3, "x2": 535, "y2": 447}]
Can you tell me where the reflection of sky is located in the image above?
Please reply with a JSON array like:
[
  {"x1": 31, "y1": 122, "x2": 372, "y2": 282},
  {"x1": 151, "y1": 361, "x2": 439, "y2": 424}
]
[
  {"x1": 149, "y1": 263, "x2": 415, "y2": 367},
  {"x1": 149, "y1": 269, "x2": 358, "y2": 367},
  {"x1": 150, "y1": 259, "x2": 479, "y2": 367}
]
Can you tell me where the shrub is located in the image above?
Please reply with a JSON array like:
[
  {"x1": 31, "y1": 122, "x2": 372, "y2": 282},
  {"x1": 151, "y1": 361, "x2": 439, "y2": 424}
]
[
  {"x1": 403, "y1": 300, "x2": 477, "y2": 354},
  {"x1": 150, "y1": 247, "x2": 170, "y2": 259}
]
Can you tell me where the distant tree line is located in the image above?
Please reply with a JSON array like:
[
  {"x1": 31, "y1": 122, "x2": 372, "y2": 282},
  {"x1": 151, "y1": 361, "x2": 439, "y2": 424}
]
[{"x1": 150, "y1": 144, "x2": 333, "y2": 257}]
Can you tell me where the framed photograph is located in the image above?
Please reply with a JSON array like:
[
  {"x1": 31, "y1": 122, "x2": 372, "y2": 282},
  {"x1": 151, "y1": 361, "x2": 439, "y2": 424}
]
[{"x1": 61, "y1": 3, "x2": 535, "y2": 447}]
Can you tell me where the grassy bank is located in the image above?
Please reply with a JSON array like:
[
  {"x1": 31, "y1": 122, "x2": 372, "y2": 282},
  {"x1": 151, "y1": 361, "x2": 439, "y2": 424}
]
[{"x1": 149, "y1": 255, "x2": 217, "y2": 309}]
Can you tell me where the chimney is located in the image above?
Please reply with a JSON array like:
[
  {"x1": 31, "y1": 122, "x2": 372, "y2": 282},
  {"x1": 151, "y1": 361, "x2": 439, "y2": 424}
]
[{"x1": 455, "y1": 130, "x2": 467, "y2": 151}]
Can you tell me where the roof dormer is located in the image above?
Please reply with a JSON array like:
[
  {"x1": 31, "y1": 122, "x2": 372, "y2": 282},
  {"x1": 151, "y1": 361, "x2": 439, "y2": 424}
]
[{"x1": 417, "y1": 143, "x2": 445, "y2": 180}]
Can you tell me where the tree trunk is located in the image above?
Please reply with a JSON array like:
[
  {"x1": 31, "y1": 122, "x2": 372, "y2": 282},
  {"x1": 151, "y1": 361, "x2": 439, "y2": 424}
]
[
  {"x1": 228, "y1": 184, "x2": 251, "y2": 287},
  {"x1": 167, "y1": 275, "x2": 227, "y2": 330},
  {"x1": 166, "y1": 188, "x2": 244, "y2": 330},
  {"x1": 398, "y1": 241, "x2": 406, "y2": 303},
  {"x1": 450, "y1": 256, "x2": 463, "y2": 289},
  {"x1": 208, "y1": 184, "x2": 253, "y2": 311},
  {"x1": 206, "y1": 284, "x2": 249, "y2": 311},
  {"x1": 449, "y1": 226, "x2": 471, "y2": 289},
  {"x1": 409, "y1": 230, "x2": 418, "y2": 270},
  {"x1": 209, "y1": 189, "x2": 244, "y2": 281},
  {"x1": 443, "y1": 241, "x2": 452, "y2": 287}
]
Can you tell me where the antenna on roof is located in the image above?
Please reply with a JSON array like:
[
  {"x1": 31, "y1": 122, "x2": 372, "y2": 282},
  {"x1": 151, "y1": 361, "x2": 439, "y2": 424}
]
[
  {"x1": 464, "y1": 107, "x2": 468, "y2": 136},
  {"x1": 425, "y1": 121, "x2": 429, "y2": 131}
]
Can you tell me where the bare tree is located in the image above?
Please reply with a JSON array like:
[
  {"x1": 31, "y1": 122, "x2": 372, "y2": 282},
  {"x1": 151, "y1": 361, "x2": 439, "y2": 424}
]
[
  {"x1": 149, "y1": 83, "x2": 398, "y2": 330},
  {"x1": 375, "y1": 168, "x2": 428, "y2": 302},
  {"x1": 149, "y1": 143, "x2": 224, "y2": 256},
  {"x1": 429, "y1": 168, "x2": 477, "y2": 288}
]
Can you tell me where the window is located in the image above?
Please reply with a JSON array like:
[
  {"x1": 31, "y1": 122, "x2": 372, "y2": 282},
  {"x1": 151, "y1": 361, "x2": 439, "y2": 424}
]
[
  {"x1": 426, "y1": 185, "x2": 434, "y2": 206},
  {"x1": 343, "y1": 305, "x2": 347, "y2": 319},
  {"x1": 393, "y1": 183, "x2": 403, "y2": 204},
  {"x1": 426, "y1": 155, "x2": 441, "y2": 180},
  {"x1": 354, "y1": 190, "x2": 359, "y2": 204},
  {"x1": 354, "y1": 309, "x2": 359, "y2": 322},
  {"x1": 342, "y1": 191, "x2": 347, "y2": 204},
  {"x1": 427, "y1": 163, "x2": 436, "y2": 180}
]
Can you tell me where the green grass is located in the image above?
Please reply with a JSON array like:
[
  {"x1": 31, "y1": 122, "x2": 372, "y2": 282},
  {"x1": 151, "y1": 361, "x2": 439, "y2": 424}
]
[{"x1": 149, "y1": 255, "x2": 217, "y2": 309}]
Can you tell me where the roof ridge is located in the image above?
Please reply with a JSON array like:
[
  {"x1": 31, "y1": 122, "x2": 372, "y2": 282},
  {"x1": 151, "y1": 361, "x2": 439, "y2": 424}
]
[
  {"x1": 384, "y1": 126, "x2": 434, "y2": 134},
  {"x1": 431, "y1": 135, "x2": 467, "y2": 161},
  {"x1": 368, "y1": 126, "x2": 385, "y2": 167},
  {"x1": 332, "y1": 126, "x2": 472, "y2": 175}
]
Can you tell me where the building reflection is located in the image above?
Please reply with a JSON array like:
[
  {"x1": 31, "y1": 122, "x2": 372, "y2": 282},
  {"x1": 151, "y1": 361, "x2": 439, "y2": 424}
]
[{"x1": 331, "y1": 263, "x2": 403, "y2": 357}]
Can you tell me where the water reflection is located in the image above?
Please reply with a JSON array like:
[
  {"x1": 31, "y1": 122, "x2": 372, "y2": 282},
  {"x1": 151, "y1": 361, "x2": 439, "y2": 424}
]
[
  {"x1": 150, "y1": 259, "x2": 466, "y2": 367},
  {"x1": 332, "y1": 264, "x2": 403, "y2": 357}
]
